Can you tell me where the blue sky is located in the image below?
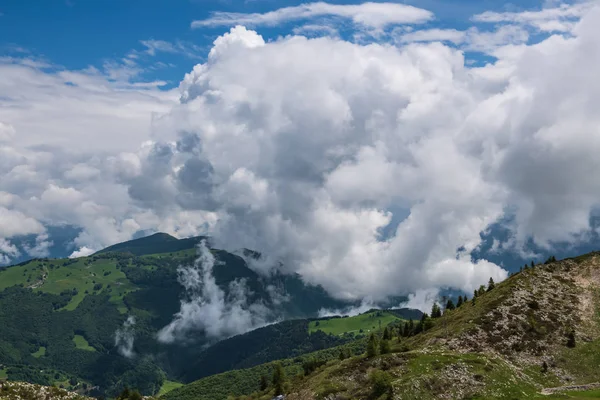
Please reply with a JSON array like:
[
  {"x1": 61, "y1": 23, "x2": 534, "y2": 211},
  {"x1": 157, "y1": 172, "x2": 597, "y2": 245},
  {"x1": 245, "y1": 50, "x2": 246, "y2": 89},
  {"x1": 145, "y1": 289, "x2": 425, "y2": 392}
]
[{"x1": 0, "y1": 0, "x2": 561, "y2": 87}]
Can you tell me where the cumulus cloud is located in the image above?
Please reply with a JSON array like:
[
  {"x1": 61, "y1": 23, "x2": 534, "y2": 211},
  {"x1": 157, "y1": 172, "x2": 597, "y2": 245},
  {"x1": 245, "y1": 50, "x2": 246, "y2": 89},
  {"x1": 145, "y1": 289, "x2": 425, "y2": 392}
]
[
  {"x1": 192, "y1": 2, "x2": 434, "y2": 30},
  {"x1": 318, "y1": 298, "x2": 377, "y2": 318},
  {"x1": 69, "y1": 246, "x2": 95, "y2": 258},
  {"x1": 115, "y1": 316, "x2": 136, "y2": 358},
  {"x1": 398, "y1": 288, "x2": 440, "y2": 313},
  {"x1": 158, "y1": 241, "x2": 272, "y2": 343},
  {"x1": 1, "y1": 1, "x2": 600, "y2": 311}
]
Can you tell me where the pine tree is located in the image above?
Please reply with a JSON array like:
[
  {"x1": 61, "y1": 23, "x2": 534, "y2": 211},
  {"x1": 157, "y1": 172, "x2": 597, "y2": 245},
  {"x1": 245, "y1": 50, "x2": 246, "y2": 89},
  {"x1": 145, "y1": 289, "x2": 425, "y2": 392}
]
[
  {"x1": 272, "y1": 363, "x2": 286, "y2": 396},
  {"x1": 531, "y1": 260, "x2": 535, "y2": 268},
  {"x1": 383, "y1": 326, "x2": 391, "y2": 340},
  {"x1": 457, "y1": 295, "x2": 463, "y2": 307},
  {"x1": 259, "y1": 375, "x2": 269, "y2": 391},
  {"x1": 431, "y1": 303, "x2": 442, "y2": 318},
  {"x1": 473, "y1": 289, "x2": 478, "y2": 299},
  {"x1": 379, "y1": 338, "x2": 390, "y2": 354},
  {"x1": 446, "y1": 299, "x2": 455, "y2": 311},
  {"x1": 541, "y1": 361, "x2": 548, "y2": 373},
  {"x1": 487, "y1": 277, "x2": 496, "y2": 291},
  {"x1": 367, "y1": 333, "x2": 378, "y2": 357},
  {"x1": 478, "y1": 285, "x2": 487, "y2": 296},
  {"x1": 338, "y1": 349, "x2": 346, "y2": 361},
  {"x1": 567, "y1": 330, "x2": 576, "y2": 348},
  {"x1": 407, "y1": 319, "x2": 414, "y2": 336},
  {"x1": 472, "y1": 296, "x2": 476, "y2": 306}
]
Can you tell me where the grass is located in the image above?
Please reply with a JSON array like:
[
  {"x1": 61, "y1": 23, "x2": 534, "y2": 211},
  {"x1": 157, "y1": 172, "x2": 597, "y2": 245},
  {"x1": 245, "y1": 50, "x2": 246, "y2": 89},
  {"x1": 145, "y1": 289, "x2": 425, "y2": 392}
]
[
  {"x1": 0, "y1": 256, "x2": 139, "y2": 312},
  {"x1": 31, "y1": 346, "x2": 46, "y2": 358},
  {"x1": 72, "y1": 335, "x2": 96, "y2": 352},
  {"x1": 158, "y1": 380, "x2": 184, "y2": 396},
  {"x1": 309, "y1": 311, "x2": 402, "y2": 336},
  {"x1": 543, "y1": 389, "x2": 600, "y2": 399},
  {"x1": 0, "y1": 368, "x2": 6, "y2": 379},
  {"x1": 0, "y1": 261, "x2": 45, "y2": 291}
]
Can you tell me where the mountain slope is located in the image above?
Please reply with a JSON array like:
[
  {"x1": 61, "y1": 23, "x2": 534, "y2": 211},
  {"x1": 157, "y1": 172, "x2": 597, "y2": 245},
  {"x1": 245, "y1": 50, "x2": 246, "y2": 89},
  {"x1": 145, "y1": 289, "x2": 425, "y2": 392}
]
[
  {"x1": 95, "y1": 232, "x2": 204, "y2": 256},
  {"x1": 0, "y1": 233, "x2": 365, "y2": 397},
  {"x1": 216, "y1": 254, "x2": 600, "y2": 400}
]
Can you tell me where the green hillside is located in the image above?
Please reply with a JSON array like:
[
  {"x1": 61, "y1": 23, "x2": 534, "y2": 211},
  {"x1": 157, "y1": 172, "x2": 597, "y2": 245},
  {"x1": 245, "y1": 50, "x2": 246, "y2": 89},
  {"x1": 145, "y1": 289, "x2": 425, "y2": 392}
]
[
  {"x1": 95, "y1": 232, "x2": 203, "y2": 256},
  {"x1": 0, "y1": 232, "x2": 365, "y2": 398},
  {"x1": 309, "y1": 310, "x2": 402, "y2": 336},
  {"x1": 188, "y1": 254, "x2": 600, "y2": 400}
]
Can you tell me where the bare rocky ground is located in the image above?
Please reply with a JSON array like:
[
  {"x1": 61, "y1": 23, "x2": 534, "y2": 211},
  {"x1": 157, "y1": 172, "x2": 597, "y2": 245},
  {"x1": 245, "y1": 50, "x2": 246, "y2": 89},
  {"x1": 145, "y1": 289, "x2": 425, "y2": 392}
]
[
  {"x1": 0, "y1": 381, "x2": 90, "y2": 400},
  {"x1": 281, "y1": 255, "x2": 600, "y2": 399}
]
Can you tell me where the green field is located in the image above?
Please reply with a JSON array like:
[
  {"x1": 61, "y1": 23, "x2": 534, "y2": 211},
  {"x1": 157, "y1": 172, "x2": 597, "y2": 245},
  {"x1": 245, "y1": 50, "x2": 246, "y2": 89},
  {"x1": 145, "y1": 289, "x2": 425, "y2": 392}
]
[
  {"x1": 158, "y1": 380, "x2": 184, "y2": 396},
  {"x1": 0, "y1": 368, "x2": 6, "y2": 379},
  {"x1": 31, "y1": 346, "x2": 46, "y2": 358},
  {"x1": 309, "y1": 311, "x2": 402, "y2": 336},
  {"x1": 0, "y1": 256, "x2": 137, "y2": 312},
  {"x1": 73, "y1": 335, "x2": 96, "y2": 352}
]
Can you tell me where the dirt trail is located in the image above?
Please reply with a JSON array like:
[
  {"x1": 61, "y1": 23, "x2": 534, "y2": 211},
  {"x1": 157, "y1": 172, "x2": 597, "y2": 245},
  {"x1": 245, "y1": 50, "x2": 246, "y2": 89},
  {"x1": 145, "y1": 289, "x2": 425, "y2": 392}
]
[{"x1": 540, "y1": 382, "x2": 600, "y2": 395}]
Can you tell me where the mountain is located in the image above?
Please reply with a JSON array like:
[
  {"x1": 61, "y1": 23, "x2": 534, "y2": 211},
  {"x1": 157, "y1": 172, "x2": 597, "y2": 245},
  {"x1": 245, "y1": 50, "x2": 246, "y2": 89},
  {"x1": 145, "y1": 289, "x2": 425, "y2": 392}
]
[
  {"x1": 0, "y1": 232, "x2": 378, "y2": 397},
  {"x1": 196, "y1": 253, "x2": 600, "y2": 399},
  {"x1": 95, "y1": 232, "x2": 204, "y2": 257}
]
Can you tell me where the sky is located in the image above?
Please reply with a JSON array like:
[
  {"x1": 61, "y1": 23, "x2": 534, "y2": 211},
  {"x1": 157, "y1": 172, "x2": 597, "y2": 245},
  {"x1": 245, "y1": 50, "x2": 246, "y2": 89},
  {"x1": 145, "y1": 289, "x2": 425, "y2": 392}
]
[{"x1": 1, "y1": 0, "x2": 600, "y2": 303}]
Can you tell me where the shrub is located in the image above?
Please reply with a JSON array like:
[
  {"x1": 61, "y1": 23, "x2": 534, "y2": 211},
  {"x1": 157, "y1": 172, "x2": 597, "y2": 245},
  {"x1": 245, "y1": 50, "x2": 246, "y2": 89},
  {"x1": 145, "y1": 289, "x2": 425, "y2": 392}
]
[{"x1": 370, "y1": 370, "x2": 393, "y2": 398}]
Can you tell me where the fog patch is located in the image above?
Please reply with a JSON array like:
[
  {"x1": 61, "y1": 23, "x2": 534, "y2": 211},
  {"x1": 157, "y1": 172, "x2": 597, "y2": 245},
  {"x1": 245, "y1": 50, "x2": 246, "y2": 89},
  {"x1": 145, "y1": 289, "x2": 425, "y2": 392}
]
[
  {"x1": 115, "y1": 316, "x2": 136, "y2": 358},
  {"x1": 158, "y1": 241, "x2": 272, "y2": 343}
]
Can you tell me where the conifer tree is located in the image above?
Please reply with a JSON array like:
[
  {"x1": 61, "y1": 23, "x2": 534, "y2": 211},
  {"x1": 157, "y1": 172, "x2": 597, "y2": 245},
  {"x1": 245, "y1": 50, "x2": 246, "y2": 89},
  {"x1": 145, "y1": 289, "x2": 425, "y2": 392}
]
[
  {"x1": 473, "y1": 289, "x2": 478, "y2": 299},
  {"x1": 472, "y1": 296, "x2": 476, "y2": 306},
  {"x1": 478, "y1": 285, "x2": 487, "y2": 296},
  {"x1": 272, "y1": 363, "x2": 286, "y2": 396},
  {"x1": 383, "y1": 326, "x2": 391, "y2": 340},
  {"x1": 367, "y1": 333, "x2": 378, "y2": 357},
  {"x1": 431, "y1": 303, "x2": 442, "y2": 318},
  {"x1": 457, "y1": 295, "x2": 463, "y2": 307},
  {"x1": 260, "y1": 375, "x2": 269, "y2": 391},
  {"x1": 407, "y1": 319, "x2": 414, "y2": 336},
  {"x1": 446, "y1": 299, "x2": 455, "y2": 311},
  {"x1": 531, "y1": 260, "x2": 535, "y2": 268},
  {"x1": 379, "y1": 338, "x2": 390, "y2": 354},
  {"x1": 487, "y1": 277, "x2": 496, "y2": 291}
]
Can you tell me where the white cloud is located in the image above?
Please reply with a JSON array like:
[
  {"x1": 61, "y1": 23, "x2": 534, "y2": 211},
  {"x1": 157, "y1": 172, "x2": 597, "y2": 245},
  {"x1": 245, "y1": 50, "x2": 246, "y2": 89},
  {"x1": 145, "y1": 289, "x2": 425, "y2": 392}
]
[
  {"x1": 473, "y1": 2, "x2": 595, "y2": 32},
  {"x1": 69, "y1": 246, "x2": 95, "y2": 258},
  {"x1": 140, "y1": 39, "x2": 204, "y2": 59},
  {"x1": 192, "y1": 2, "x2": 434, "y2": 30},
  {"x1": 398, "y1": 288, "x2": 439, "y2": 314},
  {"x1": 0, "y1": 122, "x2": 16, "y2": 142},
  {"x1": 396, "y1": 28, "x2": 467, "y2": 44},
  {"x1": 158, "y1": 241, "x2": 271, "y2": 343},
  {"x1": 115, "y1": 316, "x2": 136, "y2": 358},
  {"x1": 396, "y1": 25, "x2": 530, "y2": 54},
  {"x1": 1, "y1": 2, "x2": 600, "y2": 310}
]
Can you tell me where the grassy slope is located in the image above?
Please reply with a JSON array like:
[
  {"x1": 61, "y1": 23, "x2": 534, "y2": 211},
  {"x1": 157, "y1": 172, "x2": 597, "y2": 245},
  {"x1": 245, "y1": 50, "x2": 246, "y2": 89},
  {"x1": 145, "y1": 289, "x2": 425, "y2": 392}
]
[
  {"x1": 31, "y1": 346, "x2": 46, "y2": 358},
  {"x1": 0, "y1": 247, "x2": 196, "y2": 315},
  {"x1": 158, "y1": 380, "x2": 184, "y2": 396},
  {"x1": 0, "y1": 257, "x2": 136, "y2": 312},
  {"x1": 162, "y1": 340, "x2": 369, "y2": 400},
  {"x1": 208, "y1": 255, "x2": 600, "y2": 400},
  {"x1": 309, "y1": 311, "x2": 402, "y2": 336},
  {"x1": 72, "y1": 335, "x2": 96, "y2": 352}
]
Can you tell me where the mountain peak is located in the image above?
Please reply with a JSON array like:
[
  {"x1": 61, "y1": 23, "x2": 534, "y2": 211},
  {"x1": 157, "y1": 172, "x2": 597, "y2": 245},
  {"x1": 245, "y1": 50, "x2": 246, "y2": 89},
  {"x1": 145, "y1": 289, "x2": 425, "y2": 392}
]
[{"x1": 95, "y1": 232, "x2": 204, "y2": 256}]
